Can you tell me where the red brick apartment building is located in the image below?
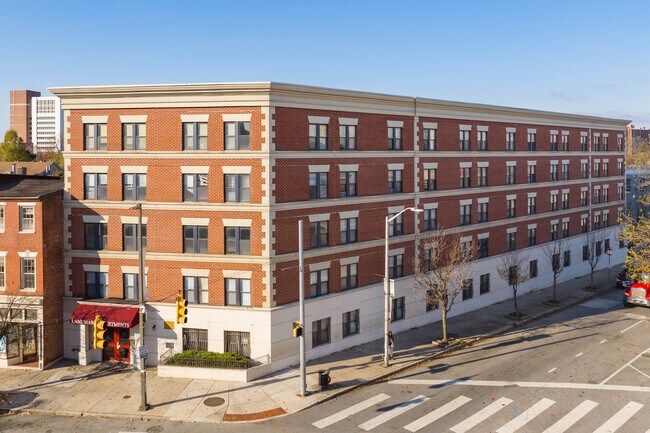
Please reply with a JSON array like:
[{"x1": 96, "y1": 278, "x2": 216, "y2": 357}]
[
  {"x1": 9, "y1": 90, "x2": 41, "y2": 146},
  {"x1": 50, "y1": 83, "x2": 629, "y2": 372},
  {"x1": 0, "y1": 175, "x2": 63, "y2": 369}
]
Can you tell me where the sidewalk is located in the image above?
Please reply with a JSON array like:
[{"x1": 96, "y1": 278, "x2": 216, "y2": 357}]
[{"x1": 0, "y1": 265, "x2": 623, "y2": 423}]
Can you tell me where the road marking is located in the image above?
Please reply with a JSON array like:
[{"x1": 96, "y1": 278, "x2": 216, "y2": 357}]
[
  {"x1": 630, "y1": 364, "x2": 650, "y2": 380},
  {"x1": 548, "y1": 367, "x2": 557, "y2": 373},
  {"x1": 575, "y1": 352, "x2": 583, "y2": 358},
  {"x1": 620, "y1": 320, "x2": 643, "y2": 334},
  {"x1": 541, "y1": 400, "x2": 598, "y2": 433},
  {"x1": 358, "y1": 395, "x2": 428, "y2": 431},
  {"x1": 600, "y1": 339, "x2": 607, "y2": 344},
  {"x1": 403, "y1": 395, "x2": 471, "y2": 432},
  {"x1": 593, "y1": 401, "x2": 644, "y2": 433},
  {"x1": 389, "y1": 378, "x2": 650, "y2": 393},
  {"x1": 312, "y1": 393, "x2": 390, "y2": 429},
  {"x1": 449, "y1": 397, "x2": 512, "y2": 433},
  {"x1": 495, "y1": 398, "x2": 555, "y2": 433},
  {"x1": 600, "y1": 344, "x2": 650, "y2": 384}
]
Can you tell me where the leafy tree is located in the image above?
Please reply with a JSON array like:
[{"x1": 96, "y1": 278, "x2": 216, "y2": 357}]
[{"x1": 0, "y1": 130, "x2": 32, "y2": 162}]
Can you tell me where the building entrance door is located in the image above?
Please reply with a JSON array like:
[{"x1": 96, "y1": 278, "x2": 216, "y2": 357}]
[
  {"x1": 20, "y1": 324, "x2": 38, "y2": 363},
  {"x1": 102, "y1": 328, "x2": 131, "y2": 362}
]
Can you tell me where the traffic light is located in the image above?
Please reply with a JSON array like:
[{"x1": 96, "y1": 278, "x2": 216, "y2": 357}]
[
  {"x1": 176, "y1": 292, "x2": 188, "y2": 324},
  {"x1": 292, "y1": 321, "x2": 303, "y2": 338},
  {"x1": 93, "y1": 313, "x2": 108, "y2": 350}
]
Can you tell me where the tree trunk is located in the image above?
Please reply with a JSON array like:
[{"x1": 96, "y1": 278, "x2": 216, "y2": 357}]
[
  {"x1": 513, "y1": 284, "x2": 519, "y2": 315},
  {"x1": 441, "y1": 306, "x2": 448, "y2": 344},
  {"x1": 552, "y1": 275, "x2": 558, "y2": 302},
  {"x1": 590, "y1": 267, "x2": 595, "y2": 289}
]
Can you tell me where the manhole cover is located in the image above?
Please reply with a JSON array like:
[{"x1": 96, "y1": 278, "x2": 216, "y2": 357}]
[
  {"x1": 123, "y1": 395, "x2": 131, "y2": 399},
  {"x1": 147, "y1": 427, "x2": 164, "y2": 433},
  {"x1": 60, "y1": 375, "x2": 73, "y2": 381},
  {"x1": 203, "y1": 397, "x2": 225, "y2": 407}
]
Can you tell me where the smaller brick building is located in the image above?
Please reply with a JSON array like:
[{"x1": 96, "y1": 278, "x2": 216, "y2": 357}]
[{"x1": 0, "y1": 174, "x2": 63, "y2": 369}]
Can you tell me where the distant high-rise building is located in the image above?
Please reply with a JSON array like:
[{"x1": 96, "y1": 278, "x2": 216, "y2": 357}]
[
  {"x1": 9, "y1": 90, "x2": 41, "y2": 148},
  {"x1": 31, "y1": 96, "x2": 63, "y2": 153}
]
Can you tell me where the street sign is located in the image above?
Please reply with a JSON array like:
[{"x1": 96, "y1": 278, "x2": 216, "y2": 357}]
[
  {"x1": 139, "y1": 345, "x2": 148, "y2": 359},
  {"x1": 606, "y1": 248, "x2": 612, "y2": 256},
  {"x1": 389, "y1": 279, "x2": 395, "y2": 297}
]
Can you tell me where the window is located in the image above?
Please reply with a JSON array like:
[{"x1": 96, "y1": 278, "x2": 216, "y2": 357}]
[
  {"x1": 183, "y1": 122, "x2": 208, "y2": 150},
  {"x1": 310, "y1": 221, "x2": 328, "y2": 248},
  {"x1": 604, "y1": 213, "x2": 610, "y2": 227},
  {"x1": 183, "y1": 174, "x2": 208, "y2": 202},
  {"x1": 123, "y1": 273, "x2": 147, "y2": 301},
  {"x1": 550, "y1": 163, "x2": 558, "y2": 181},
  {"x1": 478, "y1": 238, "x2": 489, "y2": 258},
  {"x1": 581, "y1": 190, "x2": 588, "y2": 206},
  {"x1": 425, "y1": 288, "x2": 438, "y2": 311},
  {"x1": 309, "y1": 123, "x2": 328, "y2": 150},
  {"x1": 605, "y1": 238, "x2": 611, "y2": 253},
  {"x1": 123, "y1": 224, "x2": 147, "y2": 251},
  {"x1": 506, "y1": 165, "x2": 516, "y2": 185},
  {"x1": 339, "y1": 171, "x2": 357, "y2": 197},
  {"x1": 507, "y1": 232, "x2": 517, "y2": 251},
  {"x1": 581, "y1": 135, "x2": 587, "y2": 151},
  {"x1": 529, "y1": 260, "x2": 538, "y2": 278},
  {"x1": 551, "y1": 192, "x2": 558, "y2": 211},
  {"x1": 594, "y1": 189, "x2": 601, "y2": 204},
  {"x1": 388, "y1": 170, "x2": 403, "y2": 194},
  {"x1": 20, "y1": 258, "x2": 36, "y2": 290},
  {"x1": 312, "y1": 318, "x2": 331, "y2": 347},
  {"x1": 18, "y1": 206, "x2": 36, "y2": 233},
  {"x1": 527, "y1": 196, "x2": 537, "y2": 215},
  {"x1": 507, "y1": 198, "x2": 516, "y2": 218},
  {"x1": 581, "y1": 216, "x2": 589, "y2": 233},
  {"x1": 596, "y1": 240, "x2": 602, "y2": 257},
  {"x1": 562, "y1": 134, "x2": 569, "y2": 151},
  {"x1": 527, "y1": 165, "x2": 536, "y2": 183},
  {"x1": 340, "y1": 218, "x2": 358, "y2": 244},
  {"x1": 388, "y1": 127, "x2": 402, "y2": 150},
  {"x1": 462, "y1": 279, "x2": 473, "y2": 300},
  {"x1": 562, "y1": 162, "x2": 569, "y2": 180},
  {"x1": 423, "y1": 168, "x2": 436, "y2": 191},
  {"x1": 583, "y1": 245, "x2": 589, "y2": 261},
  {"x1": 84, "y1": 173, "x2": 107, "y2": 200},
  {"x1": 617, "y1": 160, "x2": 623, "y2": 175},
  {"x1": 618, "y1": 185, "x2": 624, "y2": 200},
  {"x1": 340, "y1": 264, "x2": 358, "y2": 291},
  {"x1": 310, "y1": 269, "x2": 329, "y2": 297},
  {"x1": 603, "y1": 136, "x2": 608, "y2": 151},
  {"x1": 506, "y1": 131, "x2": 515, "y2": 151},
  {"x1": 122, "y1": 173, "x2": 147, "y2": 201},
  {"x1": 528, "y1": 227, "x2": 537, "y2": 246},
  {"x1": 564, "y1": 251, "x2": 571, "y2": 267},
  {"x1": 122, "y1": 123, "x2": 146, "y2": 150},
  {"x1": 389, "y1": 254, "x2": 403, "y2": 278},
  {"x1": 388, "y1": 213, "x2": 403, "y2": 236},
  {"x1": 550, "y1": 133, "x2": 558, "y2": 151},
  {"x1": 594, "y1": 136, "x2": 600, "y2": 151},
  {"x1": 392, "y1": 296, "x2": 405, "y2": 321},
  {"x1": 183, "y1": 276, "x2": 208, "y2": 304},
  {"x1": 224, "y1": 174, "x2": 250, "y2": 202},
  {"x1": 460, "y1": 130, "x2": 470, "y2": 151},
  {"x1": 460, "y1": 167, "x2": 471, "y2": 188},
  {"x1": 581, "y1": 162, "x2": 588, "y2": 179},
  {"x1": 594, "y1": 162, "x2": 600, "y2": 177},
  {"x1": 339, "y1": 125, "x2": 356, "y2": 150},
  {"x1": 84, "y1": 123, "x2": 107, "y2": 150},
  {"x1": 551, "y1": 223, "x2": 558, "y2": 241},
  {"x1": 477, "y1": 131, "x2": 488, "y2": 151},
  {"x1": 480, "y1": 273, "x2": 490, "y2": 294},
  {"x1": 310, "y1": 173, "x2": 328, "y2": 199},
  {"x1": 423, "y1": 128, "x2": 436, "y2": 150},
  {"x1": 562, "y1": 192, "x2": 569, "y2": 209},
  {"x1": 183, "y1": 225, "x2": 208, "y2": 253},
  {"x1": 225, "y1": 227, "x2": 251, "y2": 254},
  {"x1": 603, "y1": 161, "x2": 609, "y2": 176},
  {"x1": 85, "y1": 222, "x2": 107, "y2": 250},
  {"x1": 0, "y1": 257, "x2": 4, "y2": 288},
  {"x1": 460, "y1": 204, "x2": 471, "y2": 226},
  {"x1": 225, "y1": 278, "x2": 251, "y2": 306},
  {"x1": 85, "y1": 271, "x2": 108, "y2": 299},
  {"x1": 527, "y1": 132, "x2": 536, "y2": 151},
  {"x1": 593, "y1": 214, "x2": 601, "y2": 230},
  {"x1": 562, "y1": 221, "x2": 570, "y2": 238},
  {"x1": 477, "y1": 167, "x2": 488, "y2": 187},
  {"x1": 478, "y1": 202, "x2": 488, "y2": 223},
  {"x1": 225, "y1": 121, "x2": 250, "y2": 150},
  {"x1": 342, "y1": 310, "x2": 360, "y2": 337},
  {"x1": 183, "y1": 328, "x2": 208, "y2": 352},
  {"x1": 0, "y1": 206, "x2": 3, "y2": 231},
  {"x1": 424, "y1": 208, "x2": 437, "y2": 231},
  {"x1": 224, "y1": 330, "x2": 250, "y2": 357}
]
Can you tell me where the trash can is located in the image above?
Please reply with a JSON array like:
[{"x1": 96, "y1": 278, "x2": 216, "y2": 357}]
[{"x1": 318, "y1": 370, "x2": 331, "y2": 390}]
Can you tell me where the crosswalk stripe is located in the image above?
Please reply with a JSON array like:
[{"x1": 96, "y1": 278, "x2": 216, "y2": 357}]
[
  {"x1": 593, "y1": 401, "x2": 644, "y2": 433},
  {"x1": 358, "y1": 395, "x2": 429, "y2": 431},
  {"x1": 403, "y1": 395, "x2": 472, "y2": 432},
  {"x1": 541, "y1": 400, "x2": 598, "y2": 433},
  {"x1": 450, "y1": 397, "x2": 513, "y2": 433},
  {"x1": 312, "y1": 393, "x2": 390, "y2": 429},
  {"x1": 496, "y1": 398, "x2": 556, "y2": 433}
]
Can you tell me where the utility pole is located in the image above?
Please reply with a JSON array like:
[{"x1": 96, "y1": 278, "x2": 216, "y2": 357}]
[
  {"x1": 134, "y1": 203, "x2": 149, "y2": 411},
  {"x1": 298, "y1": 220, "x2": 307, "y2": 396}
]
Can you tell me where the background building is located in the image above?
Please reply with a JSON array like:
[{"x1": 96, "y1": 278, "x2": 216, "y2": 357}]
[
  {"x1": 31, "y1": 96, "x2": 63, "y2": 154},
  {"x1": 51, "y1": 82, "x2": 629, "y2": 373},
  {"x1": 9, "y1": 90, "x2": 41, "y2": 149}
]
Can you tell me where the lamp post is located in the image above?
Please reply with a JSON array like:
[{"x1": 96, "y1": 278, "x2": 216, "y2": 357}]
[
  {"x1": 384, "y1": 207, "x2": 422, "y2": 367},
  {"x1": 130, "y1": 203, "x2": 148, "y2": 411}
]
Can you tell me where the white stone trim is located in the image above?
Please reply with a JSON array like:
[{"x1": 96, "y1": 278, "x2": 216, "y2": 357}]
[
  {"x1": 83, "y1": 264, "x2": 108, "y2": 272},
  {"x1": 506, "y1": 194, "x2": 517, "y2": 200},
  {"x1": 387, "y1": 120, "x2": 404, "y2": 128},
  {"x1": 581, "y1": 131, "x2": 589, "y2": 137},
  {"x1": 422, "y1": 122, "x2": 438, "y2": 129},
  {"x1": 562, "y1": 159, "x2": 569, "y2": 164},
  {"x1": 222, "y1": 218, "x2": 252, "y2": 227},
  {"x1": 181, "y1": 218, "x2": 210, "y2": 226},
  {"x1": 309, "y1": 261, "x2": 331, "y2": 272},
  {"x1": 562, "y1": 217, "x2": 571, "y2": 222},
  {"x1": 602, "y1": 158, "x2": 609, "y2": 163},
  {"x1": 82, "y1": 215, "x2": 108, "y2": 223},
  {"x1": 527, "y1": 128, "x2": 537, "y2": 134},
  {"x1": 340, "y1": 256, "x2": 360, "y2": 266},
  {"x1": 594, "y1": 185, "x2": 601, "y2": 190},
  {"x1": 180, "y1": 166, "x2": 209, "y2": 174},
  {"x1": 459, "y1": 124, "x2": 472, "y2": 131},
  {"x1": 223, "y1": 113, "x2": 252, "y2": 122},
  {"x1": 459, "y1": 162, "x2": 472, "y2": 168},
  {"x1": 388, "y1": 205, "x2": 405, "y2": 214},
  {"x1": 422, "y1": 162, "x2": 438, "y2": 169},
  {"x1": 120, "y1": 166, "x2": 148, "y2": 173},
  {"x1": 593, "y1": 210, "x2": 601, "y2": 216},
  {"x1": 120, "y1": 115, "x2": 147, "y2": 123},
  {"x1": 460, "y1": 235, "x2": 473, "y2": 244},
  {"x1": 308, "y1": 213, "x2": 330, "y2": 223},
  {"x1": 550, "y1": 219, "x2": 559, "y2": 225},
  {"x1": 550, "y1": 130, "x2": 558, "y2": 135},
  {"x1": 581, "y1": 186, "x2": 588, "y2": 192},
  {"x1": 0, "y1": 251, "x2": 7, "y2": 258},
  {"x1": 388, "y1": 163, "x2": 404, "y2": 171},
  {"x1": 120, "y1": 216, "x2": 149, "y2": 224},
  {"x1": 506, "y1": 127, "x2": 516, "y2": 133},
  {"x1": 81, "y1": 165, "x2": 108, "y2": 173},
  {"x1": 618, "y1": 182, "x2": 624, "y2": 187},
  {"x1": 603, "y1": 209, "x2": 610, "y2": 215},
  {"x1": 617, "y1": 158, "x2": 623, "y2": 162},
  {"x1": 17, "y1": 251, "x2": 38, "y2": 259},
  {"x1": 181, "y1": 114, "x2": 209, "y2": 122},
  {"x1": 593, "y1": 132, "x2": 601, "y2": 137},
  {"x1": 527, "y1": 192, "x2": 537, "y2": 198},
  {"x1": 477, "y1": 197, "x2": 490, "y2": 204},
  {"x1": 182, "y1": 268, "x2": 211, "y2": 277},
  {"x1": 308, "y1": 165, "x2": 330, "y2": 173},
  {"x1": 527, "y1": 160, "x2": 537, "y2": 166},
  {"x1": 550, "y1": 160, "x2": 559, "y2": 165},
  {"x1": 338, "y1": 117, "x2": 358, "y2": 126},
  {"x1": 477, "y1": 125, "x2": 489, "y2": 132},
  {"x1": 594, "y1": 159, "x2": 601, "y2": 163},
  {"x1": 459, "y1": 199, "x2": 473, "y2": 206},
  {"x1": 506, "y1": 161, "x2": 517, "y2": 167},
  {"x1": 562, "y1": 130, "x2": 570, "y2": 136},
  {"x1": 222, "y1": 166, "x2": 252, "y2": 174},
  {"x1": 581, "y1": 213, "x2": 589, "y2": 219},
  {"x1": 562, "y1": 188, "x2": 570, "y2": 193},
  {"x1": 618, "y1": 133, "x2": 624, "y2": 138},
  {"x1": 603, "y1": 133, "x2": 609, "y2": 138},
  {"x1": 338, "y1": 164, "x2": 359, "y2": 172},
  {"x1": 506, "y1": 227, "x2": 517, "y2": 234},
  {"x1": 339, "y1": 211, "x2": 359, "y2": 219},
  {"x1": 121, "y1": 266, "x2": 149, "y2": 274},
  {"x1": 222, "y1": 270, "x2": 252, "y2": 279},
  {"x1": 477, "y1": 232, "x2": 490, "y2": 240},
  {"x1": 423, "y1": 202, "x2": 438, "y2": 210},
  {"x1": 527, "y1": 223, "x2": 537, "y2": 229},
  {"x1": 81, "y1": 115, "x2": 108, "y2": 123},
  {"x1": 477, "y1": 161, "x2": 489, "y2": 168},
  {"x1": 550, "y1": 190, "x2": 559, "y2": 195},
  {"x1": 389, "y1": 247, "x2": 405, "y2": 256},
  {"x1": 581, "y1": 159, "x2": 588, "y2": 164}
]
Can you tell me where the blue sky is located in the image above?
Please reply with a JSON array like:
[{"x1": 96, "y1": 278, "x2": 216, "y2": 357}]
[{"x1": 1, "y1": 0, "x2": 648, "y2": 133}]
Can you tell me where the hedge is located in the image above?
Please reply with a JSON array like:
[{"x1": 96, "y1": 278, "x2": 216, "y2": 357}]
[{"x1": 167, "y1": 350, "x2": 250, "y2": 369}]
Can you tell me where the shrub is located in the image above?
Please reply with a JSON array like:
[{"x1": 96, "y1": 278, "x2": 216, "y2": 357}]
[{"x1": 168, "y1": 350, "x2": 250, "y2": 369}]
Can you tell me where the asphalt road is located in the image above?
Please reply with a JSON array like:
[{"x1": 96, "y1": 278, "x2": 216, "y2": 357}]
[{"x1": 3, "y1": 290, "x2": 649, "y2": 433}]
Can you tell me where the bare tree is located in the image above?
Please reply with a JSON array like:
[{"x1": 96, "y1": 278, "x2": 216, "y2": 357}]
[
  {"x1": 497, "y1": 250, "x2": 530, "y2": 318},
  {"x1": 543, "y1": 240, "x2": 566, "y2": 305},
  {"x1": 584, "y1": 229, "x2": 610, "y2": 290}
]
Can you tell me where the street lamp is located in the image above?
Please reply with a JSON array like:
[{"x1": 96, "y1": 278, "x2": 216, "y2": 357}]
[{"x1": 384, "y1": 206, "x2": 423, "y2": 367}]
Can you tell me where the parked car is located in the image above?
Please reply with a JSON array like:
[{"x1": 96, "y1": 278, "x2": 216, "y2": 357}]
[
  {"x1": 624, "y1": 274, "x2": 650, "y2": 308},
  {"x1": 616, "y1": 271, "x2": 633, "y2": 289}
]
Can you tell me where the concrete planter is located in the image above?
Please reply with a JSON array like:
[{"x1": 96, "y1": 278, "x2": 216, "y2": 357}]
[{"x1": 157, "y1": 362, "x2": 271, "y2": 382}]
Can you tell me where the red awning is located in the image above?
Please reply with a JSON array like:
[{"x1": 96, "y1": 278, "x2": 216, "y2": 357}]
[{"x1": 70, "y1": 304, "x2": 139, "y2": 329}]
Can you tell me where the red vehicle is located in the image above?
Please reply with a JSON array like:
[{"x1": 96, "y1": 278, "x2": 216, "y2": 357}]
[{"x1": 624, "y1": 275, "x2": 650, "y2": 308}]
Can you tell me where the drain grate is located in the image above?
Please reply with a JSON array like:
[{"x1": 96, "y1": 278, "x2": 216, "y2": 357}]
[{"x1": 203, "y1": 397, "x2": 225, "y2": 407}]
